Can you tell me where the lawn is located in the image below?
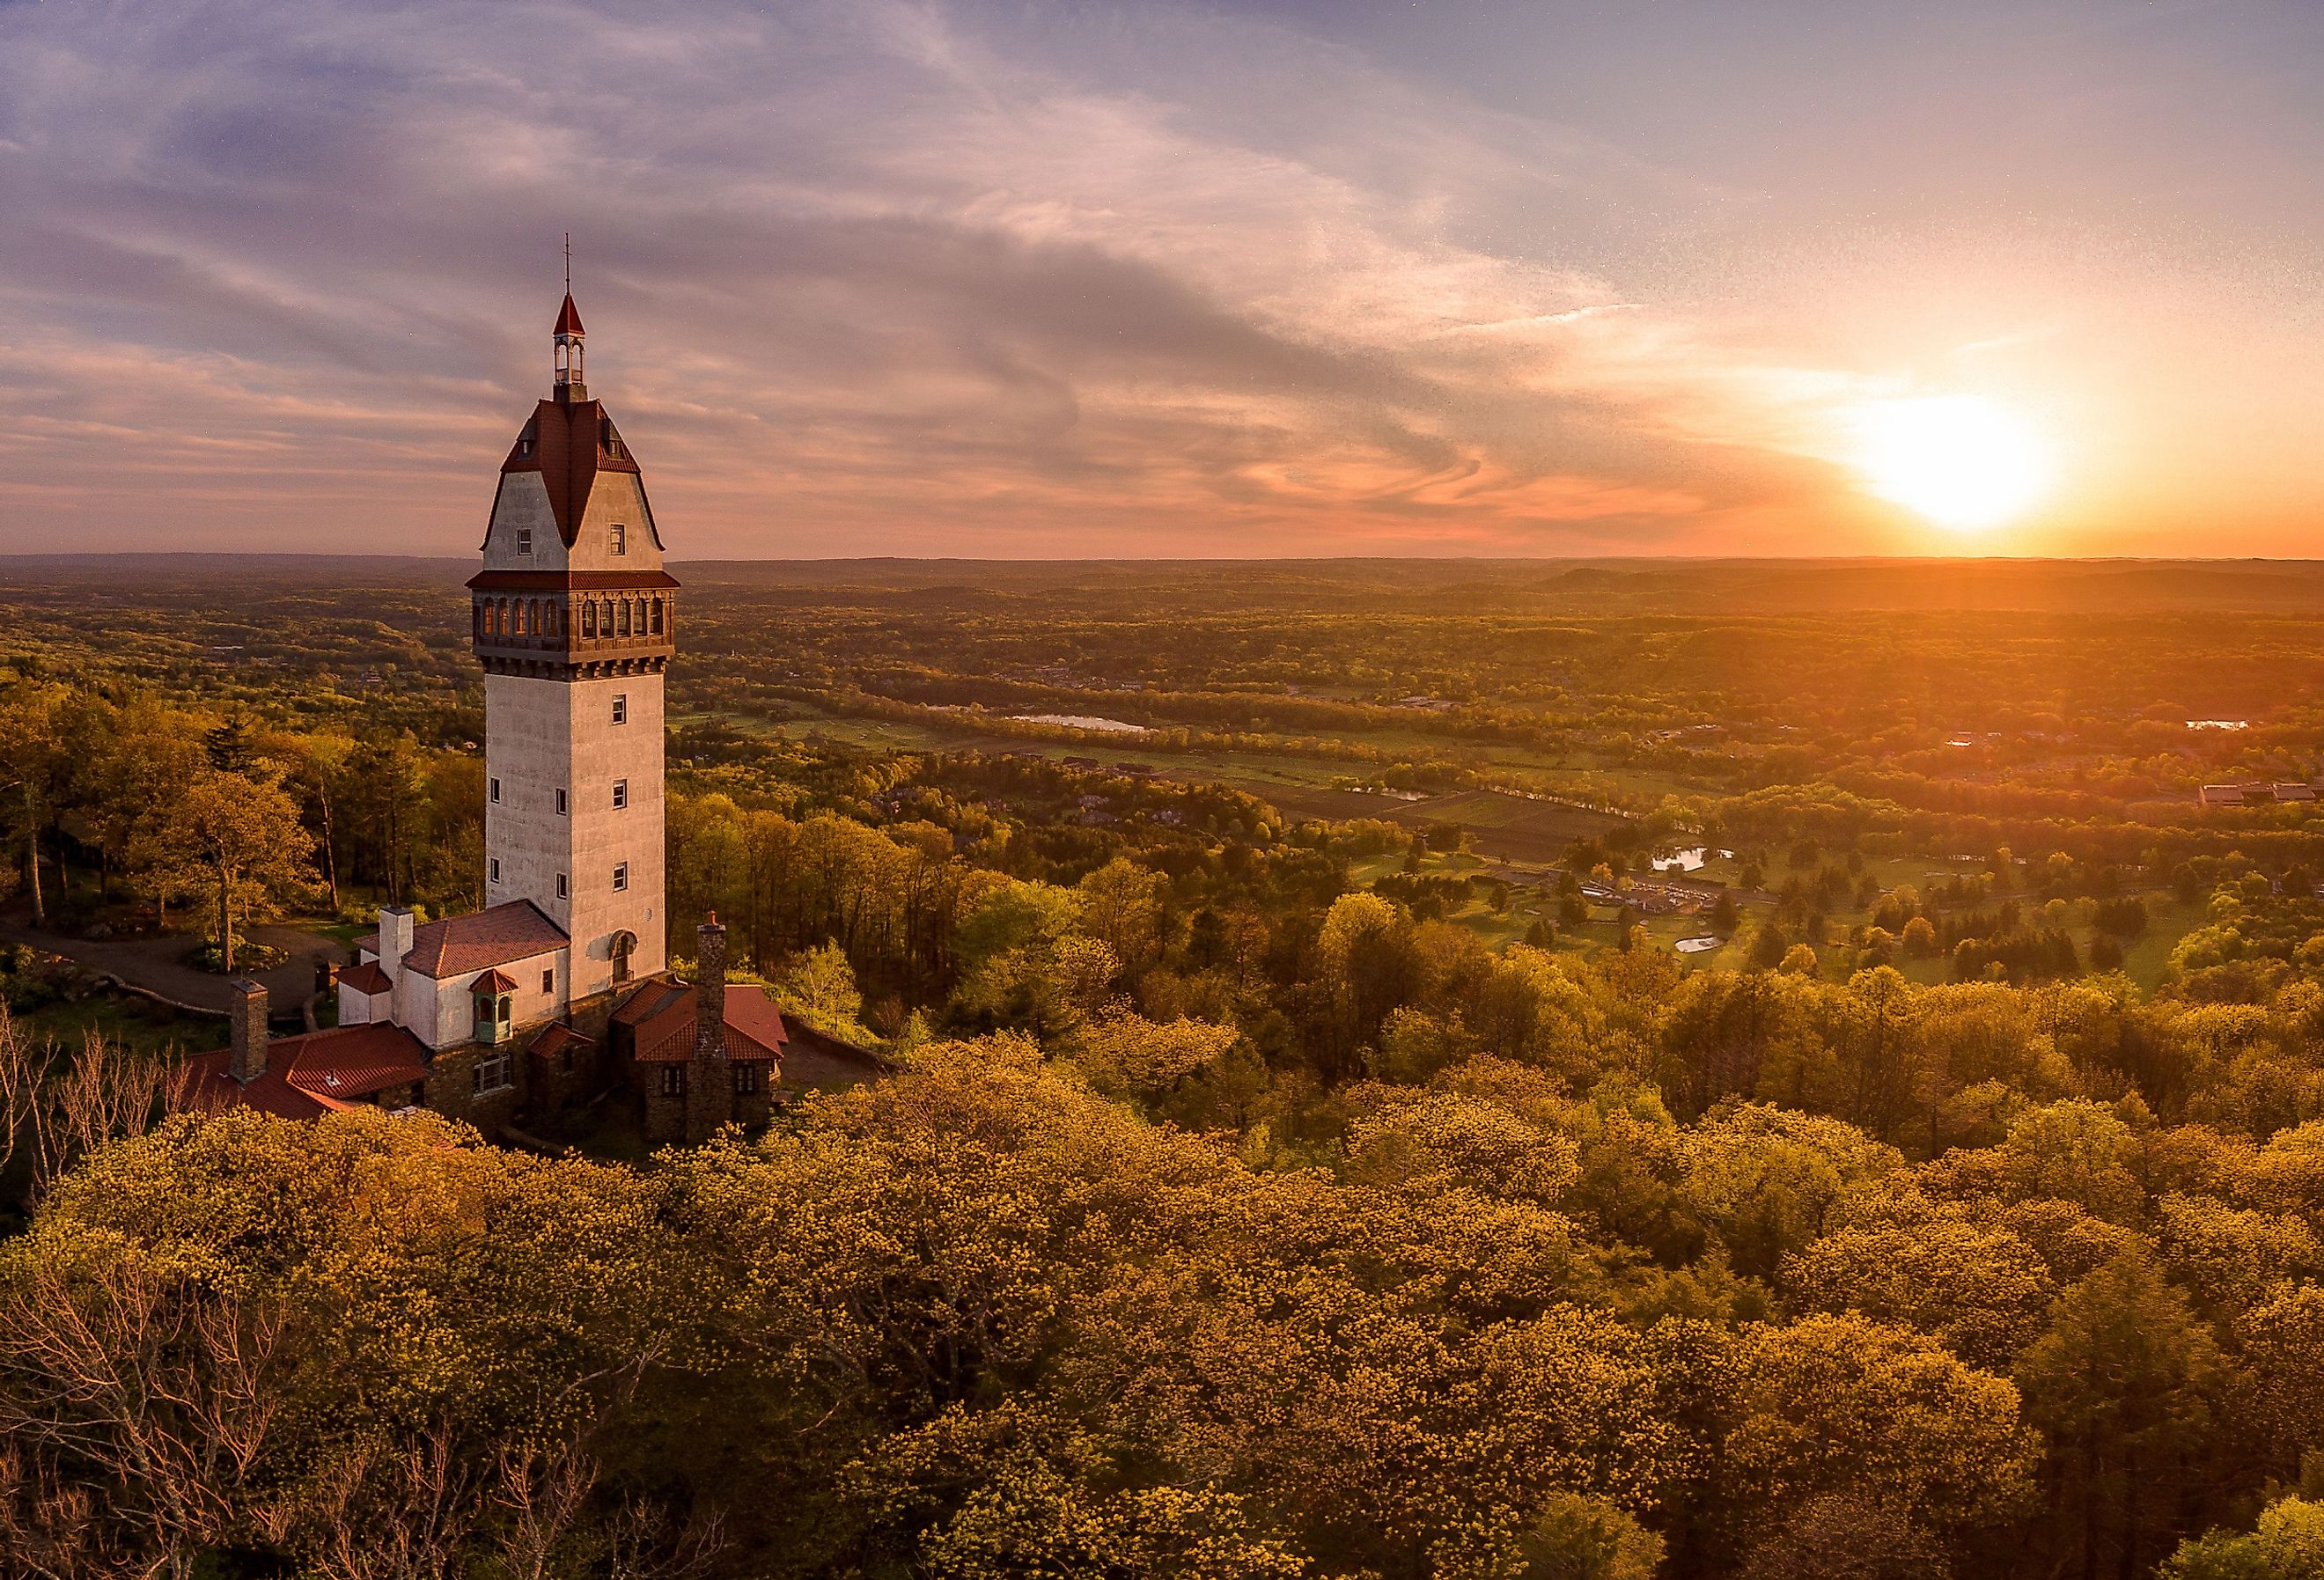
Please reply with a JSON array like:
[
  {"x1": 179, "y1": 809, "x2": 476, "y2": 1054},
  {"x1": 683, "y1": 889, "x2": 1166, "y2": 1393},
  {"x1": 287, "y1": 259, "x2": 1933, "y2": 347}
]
[
  {"x1": 11, "y1": 991, "x2": 226, "y2": 1056},
  {"x1": 2116, "y1": 895, "x2": 2203, "y2": 991}
]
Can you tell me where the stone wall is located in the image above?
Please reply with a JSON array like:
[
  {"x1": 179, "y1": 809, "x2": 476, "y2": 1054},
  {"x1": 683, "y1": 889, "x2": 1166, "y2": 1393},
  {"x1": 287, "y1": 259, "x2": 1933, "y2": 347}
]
[{"x1": 423, "y1": 1042, "x2": 525, "y2": 1136}]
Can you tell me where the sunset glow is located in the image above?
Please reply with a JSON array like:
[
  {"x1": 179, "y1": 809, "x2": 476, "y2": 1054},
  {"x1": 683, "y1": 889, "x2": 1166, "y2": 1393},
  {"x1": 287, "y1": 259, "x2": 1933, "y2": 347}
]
[
  {"x1": 2, "y1": 1, "x2": 2321, "y2": 556},
  {"x1": 1850, "y1": 396, "x2": 2055, "y2": 533}
]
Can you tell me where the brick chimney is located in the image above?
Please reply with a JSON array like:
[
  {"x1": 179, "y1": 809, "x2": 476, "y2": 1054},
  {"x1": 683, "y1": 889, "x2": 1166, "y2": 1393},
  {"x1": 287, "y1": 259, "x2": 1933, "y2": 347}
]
[
  {"x1": 228, "y1": 978, "x2": 269, "y2": 1084},
  {"x1": 378, "y1": 905, "x2": 416, "y2": 987},
  {"x1": 695, "y1": 912, "x2": 728, "y2": 1067}
]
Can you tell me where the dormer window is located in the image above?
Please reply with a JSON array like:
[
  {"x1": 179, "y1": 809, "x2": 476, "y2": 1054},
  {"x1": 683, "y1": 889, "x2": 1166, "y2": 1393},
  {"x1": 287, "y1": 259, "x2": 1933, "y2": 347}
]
[
  {"x1": 610, "y1": 524, "x2": 628, "y2": 555},
  {"x1": 471, "y1": 972, "x2": 515, "y2": 1047},
  {"x1": 516, "y1": 528, "x2": 533, "y2": 555}
]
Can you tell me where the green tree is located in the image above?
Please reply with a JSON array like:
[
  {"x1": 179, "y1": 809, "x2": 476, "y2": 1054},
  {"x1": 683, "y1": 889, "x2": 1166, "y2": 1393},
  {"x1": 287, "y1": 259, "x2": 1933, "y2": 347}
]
[
  {"x1": 1715, "y1": 1312, "x2": 2038, "y2": 1558},
  {"x1": 2015, "y1": 1249, "x2": 2235, "y2": 1580},
  {"x1": 144, "y1": 768, "x2": 315, "y2": 973},
  {"x1": 0, "y1": 681, "x2": 63, "y2": 923}
]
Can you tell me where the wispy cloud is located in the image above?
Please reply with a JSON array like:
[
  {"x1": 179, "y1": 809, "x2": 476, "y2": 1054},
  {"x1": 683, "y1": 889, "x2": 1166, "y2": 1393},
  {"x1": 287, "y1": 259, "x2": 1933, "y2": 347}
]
[{"x1": 0, "y1": 0, "x2": 1995, "y2": 555}]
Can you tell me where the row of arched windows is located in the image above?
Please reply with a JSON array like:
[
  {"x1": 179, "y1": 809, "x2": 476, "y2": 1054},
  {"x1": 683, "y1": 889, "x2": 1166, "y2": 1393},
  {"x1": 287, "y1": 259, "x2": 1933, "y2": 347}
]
[
  {"x1": 474, "y1": 595, "x2": 672, "y2": 644},
  {"x1": 581, "y1": 596, "x2": 666, "y2": 640}
]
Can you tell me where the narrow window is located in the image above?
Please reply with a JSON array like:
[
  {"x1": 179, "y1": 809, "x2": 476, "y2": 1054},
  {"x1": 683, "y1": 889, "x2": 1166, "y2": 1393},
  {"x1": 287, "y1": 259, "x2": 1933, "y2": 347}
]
[
  {"x1": 555, "y1": 872, "x2": 569, "y2": 900},
  {"x1": 612, "y1": 778, "x2": 628, "y2": 810},
  {"x1": 659, "y1": 1066, "x2": 684, "y2": 1097},
  {"x1": 612, "y1": 694, "x2": 628, "y2": 725},
  {"x1": 516, "y1": 528, "x2": 533, "y2": 555},
  {"x1": 650, "y1": 599, "x2": 664, "y2": 635},
  {"x1": 555, "y1": 787, "x2": 568, "y2": 816},
  {"x1": 735, "y1": 1064, "x2": 760, "y2": 1094},
  {"x1": 541, "y1": 968, "x2": 555, "y2": 995},
  {"x1": 617, "y1": 599, "x2": 631, "y2": 636},
  {"x1": 613, "y1": 862, "x2": 629, "y2": 893},
  {"x1": 489, "y1": 857, "x2": 502, "y2": 884},
  {"x1": 610, "y1": 524, "x2": 627, "y2": 555},
  {"x1": 582, "y1": 601, "x2": 597, "y2": 638},
  {"x1": 489, "y1": 776, "x2": 501, "y2": 804}
]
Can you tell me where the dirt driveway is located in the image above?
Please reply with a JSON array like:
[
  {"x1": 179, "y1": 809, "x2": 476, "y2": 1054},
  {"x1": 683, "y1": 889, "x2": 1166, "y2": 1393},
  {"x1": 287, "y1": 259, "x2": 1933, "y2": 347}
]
[{"x1": 0, "y1": 908, "x2": 347, "y2": 1021}]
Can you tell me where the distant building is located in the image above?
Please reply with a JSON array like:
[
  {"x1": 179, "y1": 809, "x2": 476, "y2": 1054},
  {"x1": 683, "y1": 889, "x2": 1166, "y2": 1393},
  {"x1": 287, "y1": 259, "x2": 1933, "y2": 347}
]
[
  {"x1": 2200, "y1": 782, "x2": 2319, "y2": 808},
  {"x1": 181, "y1": 290, "x2": 876, "y2": 1142}
]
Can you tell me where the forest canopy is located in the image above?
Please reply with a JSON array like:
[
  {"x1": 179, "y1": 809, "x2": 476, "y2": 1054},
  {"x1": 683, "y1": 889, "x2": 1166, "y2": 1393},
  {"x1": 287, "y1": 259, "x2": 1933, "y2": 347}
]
[{"x1": 10, "y1": 560, "x2": 2324, "y2": 1577}]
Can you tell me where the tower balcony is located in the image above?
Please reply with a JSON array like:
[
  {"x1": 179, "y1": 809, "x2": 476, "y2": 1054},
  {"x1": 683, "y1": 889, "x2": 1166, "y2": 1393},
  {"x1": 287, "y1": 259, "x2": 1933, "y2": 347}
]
[{"x1": 468, "y1": 572, "x2": 680, "y2": 680}]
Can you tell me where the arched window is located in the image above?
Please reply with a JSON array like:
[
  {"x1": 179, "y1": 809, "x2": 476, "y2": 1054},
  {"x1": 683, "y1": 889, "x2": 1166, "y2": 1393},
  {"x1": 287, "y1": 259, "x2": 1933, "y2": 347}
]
[
  {"x1": 582, "y1": 600, "x2": 597, "y2": 639},
  {"x1": 617, "y1": 599, "x2": 631, "y2": 637},
  {"x1": 650, "y1": 598, "x2": 663, "y2": 636}
]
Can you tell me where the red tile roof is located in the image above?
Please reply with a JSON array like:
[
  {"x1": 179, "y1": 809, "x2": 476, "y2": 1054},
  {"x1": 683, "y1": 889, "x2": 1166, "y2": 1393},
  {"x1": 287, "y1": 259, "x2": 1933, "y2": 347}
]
[
  {"x1": 380, "y1": 900, "x2": 566, "y2": 980},
  {"x1": 528, "y1": 1022, "x2": 596, "y2": 1062},
  {"x1": 178, "y1": 1023, "x2": 430, "y2": 1120},
  {"x1": 472, "y1": 966, "x2": 520, "y2": 994},
  {"x1": 611, "y1": 979, "x2": 689, "y2": 1026},
  {"x1": 497, "y1": 396, "x2": 644, "y2": 547},
  {"x1": 723, "y1": 988, "x2": 791, "y2": 1060},
  {"x1": 339, "y1": 961, "x2": 392, "y2": 996},
  {"x1": 555, "y1": 292, "x2": 585, "y2": 336},
  {"x1": 633, "y1": 983, "x2": 788, "y2": 1063}
]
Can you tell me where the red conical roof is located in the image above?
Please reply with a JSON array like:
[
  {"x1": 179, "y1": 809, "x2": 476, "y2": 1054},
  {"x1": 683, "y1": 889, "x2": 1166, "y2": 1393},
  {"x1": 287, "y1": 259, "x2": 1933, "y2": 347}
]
[{"x1": 554, "y1": 292, "x2": 585, "y2": 336}]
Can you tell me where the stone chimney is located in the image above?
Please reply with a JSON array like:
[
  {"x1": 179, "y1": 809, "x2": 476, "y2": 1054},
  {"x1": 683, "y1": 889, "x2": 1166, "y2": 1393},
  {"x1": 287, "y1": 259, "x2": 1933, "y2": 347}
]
[
  {"x1": 378, "y1": 905, "x2": 416, "y2": 986},
  {"x1": 229, "y1": 979, "x2": 269, "y2": 1084},
  {"x1": 695, "y1": 913, "x2": 728, "y2": 1066}
]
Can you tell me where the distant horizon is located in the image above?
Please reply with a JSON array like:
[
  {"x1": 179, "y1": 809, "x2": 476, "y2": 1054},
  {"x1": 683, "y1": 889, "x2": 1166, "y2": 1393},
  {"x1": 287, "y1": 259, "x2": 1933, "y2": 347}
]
[{"x1": 9, "y1": 551, "x2": 2324, "y2": 569}]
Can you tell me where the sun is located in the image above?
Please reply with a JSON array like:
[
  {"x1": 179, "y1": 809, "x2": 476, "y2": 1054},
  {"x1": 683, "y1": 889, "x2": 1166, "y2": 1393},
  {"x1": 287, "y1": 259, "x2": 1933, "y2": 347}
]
[{"x1": 1849, "y1": 395, "x2": 2054, "y2": 533}]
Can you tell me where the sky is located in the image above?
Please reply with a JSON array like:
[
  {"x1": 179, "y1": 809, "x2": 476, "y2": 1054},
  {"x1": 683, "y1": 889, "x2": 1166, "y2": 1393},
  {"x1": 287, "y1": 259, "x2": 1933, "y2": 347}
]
[{"x1": 3, "y1": 0, "x2": 2322, "y2": 560}]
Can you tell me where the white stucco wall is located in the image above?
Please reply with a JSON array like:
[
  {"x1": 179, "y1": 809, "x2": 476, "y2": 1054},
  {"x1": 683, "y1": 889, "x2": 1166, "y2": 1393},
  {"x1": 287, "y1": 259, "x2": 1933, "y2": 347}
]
[
  {"x1": 482, "y1": 472, "x2": 563, "y2": 566},
  {"x1": 336, "y1": 981, "x2": 385, "y2": 1026},
  {"x1": 563, "y1": 470, "x2": 664, "y2": 568},
  {"x1": 349, "y1": 944, "x2": 574, "y2": 1049},
  {"x1": 483, "y1": 672, "x2": 666, "y2": 1003},
  {"x1": 478, "y1": 430, "x2": 664, "y2": 570}
]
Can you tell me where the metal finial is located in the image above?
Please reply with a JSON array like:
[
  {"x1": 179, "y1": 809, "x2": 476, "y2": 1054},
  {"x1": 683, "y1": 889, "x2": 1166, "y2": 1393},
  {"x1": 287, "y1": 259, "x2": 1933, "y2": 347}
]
[{"x1": 563, "y1": 232, "x2": 571, "y2": 295}]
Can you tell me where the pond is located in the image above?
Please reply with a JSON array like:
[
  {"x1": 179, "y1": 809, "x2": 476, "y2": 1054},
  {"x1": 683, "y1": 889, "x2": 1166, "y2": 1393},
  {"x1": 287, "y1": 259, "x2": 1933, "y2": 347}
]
[
  {"x1": 1651, "y1": 847, "x2": 1733, "y2": 873},
  {"x1": 1011, "y1": 714, "x2": 1147, "y2": 733}
]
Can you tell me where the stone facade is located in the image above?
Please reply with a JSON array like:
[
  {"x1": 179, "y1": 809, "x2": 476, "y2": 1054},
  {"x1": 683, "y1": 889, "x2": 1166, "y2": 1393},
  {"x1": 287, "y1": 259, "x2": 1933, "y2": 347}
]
[
  {"x1": 293, "y1": 292, "x2": 682, "y2": 1141},
  {"x1": 482, "y1": 672, "x2": 665, "y2": 997},
  {"x1": 228, "y1": 978, "x2": 268, "y2": 1082},
  {"x1": 684, "y1": 918, "x2": 732, "y2": 1140}
]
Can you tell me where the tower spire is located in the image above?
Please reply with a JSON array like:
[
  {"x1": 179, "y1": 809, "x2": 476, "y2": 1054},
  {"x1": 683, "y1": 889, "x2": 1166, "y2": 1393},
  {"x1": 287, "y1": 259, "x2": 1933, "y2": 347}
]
[{"x1": 553, "y1": 237, "x2": 585, "y2": 401}]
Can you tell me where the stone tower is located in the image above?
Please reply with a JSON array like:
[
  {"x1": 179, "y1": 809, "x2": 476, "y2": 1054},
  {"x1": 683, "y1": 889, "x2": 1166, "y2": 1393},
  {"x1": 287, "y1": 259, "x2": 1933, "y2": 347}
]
[{"x1": 469, "y1": 291, "x2": 674, "y2": 1001}]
